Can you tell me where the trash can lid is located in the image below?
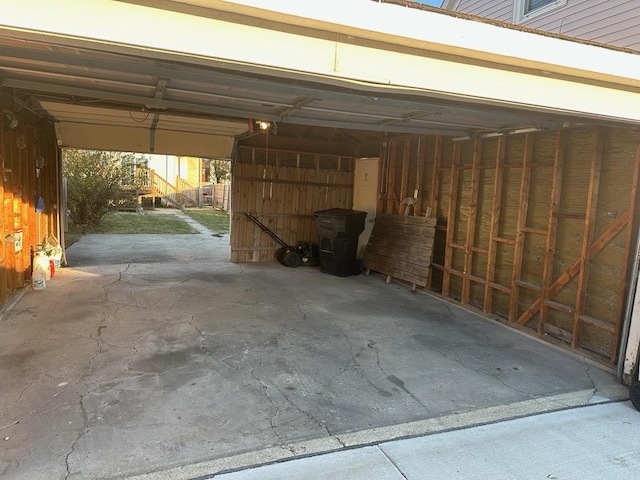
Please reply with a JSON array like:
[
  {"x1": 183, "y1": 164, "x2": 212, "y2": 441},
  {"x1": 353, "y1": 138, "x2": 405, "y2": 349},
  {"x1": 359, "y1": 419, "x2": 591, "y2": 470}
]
[{"x1": 314, "y1": 208, "x2": 367, "y2": 217}]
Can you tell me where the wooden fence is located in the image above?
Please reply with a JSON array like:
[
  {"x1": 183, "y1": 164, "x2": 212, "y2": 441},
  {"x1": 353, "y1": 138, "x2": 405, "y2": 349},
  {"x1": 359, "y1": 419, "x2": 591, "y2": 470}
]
[{"x1": 230, "y1": 147, "x2": 355, "y2": 263}]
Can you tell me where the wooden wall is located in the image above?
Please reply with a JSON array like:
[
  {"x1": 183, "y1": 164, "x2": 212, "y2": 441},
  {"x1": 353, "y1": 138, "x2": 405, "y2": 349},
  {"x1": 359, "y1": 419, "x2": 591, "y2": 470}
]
[
  {"x1": 228, "y1": 126, "x2": 639, "y2": 364},
  {"x1": 230, "y1": 145, "x2": 355, "y2": 263},
  {"x1": 382, "y1": 127, "x2": 640, "y2": 364},
  {"x1": 0, "y1": 99, "x2": 60, "y2": 303}
]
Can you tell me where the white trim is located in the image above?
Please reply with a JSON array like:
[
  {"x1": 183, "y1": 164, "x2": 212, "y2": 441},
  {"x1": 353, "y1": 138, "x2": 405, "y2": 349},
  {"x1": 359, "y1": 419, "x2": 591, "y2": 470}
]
[
  {"x1": 624, "y1": 284, "x2": 640, "y2": 380},
  {"x1": 3, "y1": 0, "x2": 640, "y2": 124},
  {"x1": 513, "y1": 0, "x2": 567, "y2": 24}
]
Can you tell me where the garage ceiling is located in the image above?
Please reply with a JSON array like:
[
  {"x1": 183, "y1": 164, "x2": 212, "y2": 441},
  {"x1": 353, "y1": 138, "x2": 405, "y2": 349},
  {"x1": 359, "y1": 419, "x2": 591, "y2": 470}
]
[
  {"x1": 0, "y1": 0, "x2": 636, "y2": 157},
  {"x1": 0, "y1": 35, "x2": 568, "y2": 154}
]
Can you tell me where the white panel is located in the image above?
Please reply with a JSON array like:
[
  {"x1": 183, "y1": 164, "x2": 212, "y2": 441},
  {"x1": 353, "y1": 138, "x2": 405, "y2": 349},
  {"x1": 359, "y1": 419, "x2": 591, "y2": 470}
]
[
  {"x1": 57, "y1": 122, "x2": 235, "y2": 157},
  {"x1": 332, "y1": 42, "x2": 640, "y2": 125},
  {"x1": 624, "y1": 286, "x2": 640, "y2": 377},
  {"x1": 353, "y1": 158, "x2": 379, "y2": 259}
]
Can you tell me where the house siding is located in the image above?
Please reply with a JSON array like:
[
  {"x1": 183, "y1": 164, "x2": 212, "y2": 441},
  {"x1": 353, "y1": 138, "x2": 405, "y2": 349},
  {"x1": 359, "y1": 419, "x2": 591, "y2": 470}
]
[
  {"x1": 453, "y1": 0, "x2": 513, "y2": 21},
  {"x1": 451, "y1": 0, "x2": 640, "y2": 50},
  {"x1": 524, "y1": 0, "x2": 640, "y2": 50}
]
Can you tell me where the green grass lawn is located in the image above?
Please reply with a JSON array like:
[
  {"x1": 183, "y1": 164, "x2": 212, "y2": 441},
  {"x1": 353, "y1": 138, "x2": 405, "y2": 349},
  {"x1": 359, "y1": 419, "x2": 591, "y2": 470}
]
[
  {"x1": 69, "y1": 211, "x2": 195, "y2": 234},
  {"x1": 66, "y1": 209, "x2": 231, "y2": 247},
  {"x1": 182, "y1": 208, "x2": 230, "y2": 234}
]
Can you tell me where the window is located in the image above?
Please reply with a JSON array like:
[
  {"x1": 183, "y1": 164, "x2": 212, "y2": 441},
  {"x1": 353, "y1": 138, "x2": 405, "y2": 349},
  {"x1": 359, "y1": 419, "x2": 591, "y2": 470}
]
[
  {"x1": 514, "y1": 0, "x2": 566, "y2": 23},
  {"x1": 526, "y1": 0, "x2": 554, "y2": 13}
]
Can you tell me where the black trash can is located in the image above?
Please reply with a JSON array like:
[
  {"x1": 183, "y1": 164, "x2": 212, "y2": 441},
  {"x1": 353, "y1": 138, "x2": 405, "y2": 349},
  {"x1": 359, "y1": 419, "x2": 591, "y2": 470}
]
[{"x1": 314, "y1": 208, "x2": 367, "y2": 277}]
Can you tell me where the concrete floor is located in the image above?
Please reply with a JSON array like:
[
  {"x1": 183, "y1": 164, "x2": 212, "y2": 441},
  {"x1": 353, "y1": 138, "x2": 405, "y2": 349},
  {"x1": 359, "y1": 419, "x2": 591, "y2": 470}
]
[{"x1": 0, "y1": 220, "x2": 628, "y2": 480}]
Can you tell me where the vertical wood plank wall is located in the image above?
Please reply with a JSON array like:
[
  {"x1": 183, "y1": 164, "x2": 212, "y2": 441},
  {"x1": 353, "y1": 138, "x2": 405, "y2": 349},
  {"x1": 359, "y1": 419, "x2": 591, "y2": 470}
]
[
  {"x1": 230, "y1": 146, "x2": 355, "y2": 263},
  {"x1": 0, "y1": 102, "x2": 60, "y2": 303},
  {"x1": 383, "y1": 128, "x2": 640, "y2": 364}
]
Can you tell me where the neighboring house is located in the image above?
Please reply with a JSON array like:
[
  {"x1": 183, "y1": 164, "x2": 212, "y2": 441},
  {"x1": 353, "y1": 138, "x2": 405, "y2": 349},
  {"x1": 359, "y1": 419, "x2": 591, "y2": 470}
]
[
  {"x1": 146, "y1": 154, "x2": 202, "y2": 189},
  {"x1": 442, "y1": 0, "x2": 640, "y2": 50},
  {"x1": 177, "y1": 156, "x2": 204, "y2": 189},
  {"x1": 142, "y1": 155, "x2": 204, "y2": 208}
]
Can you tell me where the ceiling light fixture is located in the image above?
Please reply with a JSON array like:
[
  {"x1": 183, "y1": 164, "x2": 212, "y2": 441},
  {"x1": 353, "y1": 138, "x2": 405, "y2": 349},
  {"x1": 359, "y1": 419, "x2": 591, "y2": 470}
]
[{"x1": 249, "y1": 119, "x2": 277, "y2": 135}]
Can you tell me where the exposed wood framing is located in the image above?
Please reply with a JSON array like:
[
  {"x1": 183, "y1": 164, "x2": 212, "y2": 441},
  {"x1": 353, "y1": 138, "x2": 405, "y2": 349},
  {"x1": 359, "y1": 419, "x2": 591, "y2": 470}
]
[
  {"x1": 442, "y1": 142, "x2": 461, "y2": 297},
  {"x1": 372, "y1": 126, "x2": 638, "y2": 364},
  {"x1": 572, "y1": 128, "x2": 604, "y2": 347},
  {"x1": 538, "y1": 131, "x2": 566, "y2": 334},
  {"x1": 483, "y1": 136, "x2": 506, "y2": 313},
  {"x1": 462, "y1": 139, "x2": 481, "y2": 304},
  {"x1": 517, "y1": 206, "x2": 632, "y2": 326},
  {"x1": 386, "y1": 143, "x2": 398, "y2": 214},
  {"x1": 400, "y1": 139, "x2": 410, "y2": 207},
  {"x1": 509, "y1": 134, "x2": 534, "y2": 321},
  {"x1": 377, "y1": 143, "x2": 389, "y2": 215},
  {"x1": 612, "y1": 137, "x2": 640, "y2": 361},
  {"x1": 430, "y1": 136, "x2": 443, "y2": 219},
  {"x1": 415, "y1": 136, "x2": 426, "y2": 216},
  {"x1": 426, "y1": 135, "x2": 442, "y2": 289}
]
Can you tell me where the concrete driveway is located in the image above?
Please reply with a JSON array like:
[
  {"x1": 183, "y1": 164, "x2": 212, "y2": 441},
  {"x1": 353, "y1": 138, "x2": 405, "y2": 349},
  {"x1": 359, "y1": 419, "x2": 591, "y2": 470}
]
[{"x1": 0, "y1": 224, "x2": 628, "y2": 479}]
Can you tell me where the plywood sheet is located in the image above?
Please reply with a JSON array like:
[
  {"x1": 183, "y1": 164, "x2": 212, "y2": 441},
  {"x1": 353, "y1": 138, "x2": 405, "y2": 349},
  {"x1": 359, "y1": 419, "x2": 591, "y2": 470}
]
[{"x1": 364, "y1": 214, "x2": 436, "y2": 288}]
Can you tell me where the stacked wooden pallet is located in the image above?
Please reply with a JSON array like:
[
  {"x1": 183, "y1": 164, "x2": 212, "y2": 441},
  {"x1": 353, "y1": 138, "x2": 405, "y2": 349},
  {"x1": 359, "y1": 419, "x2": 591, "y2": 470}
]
[{"x1": 363, "y1": 214, "x2": 436, "y2": 292}]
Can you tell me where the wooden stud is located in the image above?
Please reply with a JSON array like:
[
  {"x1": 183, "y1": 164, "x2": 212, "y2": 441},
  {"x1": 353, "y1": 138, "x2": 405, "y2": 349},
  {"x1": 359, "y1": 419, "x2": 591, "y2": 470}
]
[
  {"x1": 415, "y1": 136, "x2": 426, "y2": 216},
  {"x1": 400, "y1": 139, "x2": 410, "y2": 206},
  {"x1": 572, "y1": 128, "x2": 604, "y2": 348},
  {"x1": 484, "y1": 136, "x2": 506, "y2": 313},
  {"x1": 426, "y1": 135, "x2": 442, "y2": 290},
  {"x1": 509, "y1": 133, "x2": 534, "y2": 322},
  {"x1": 538, "y1": 130, "x2": 566, "y2": 335},
  {"x1": 462, "y1": 139, "x2": 481, "y2": 304},
  {"x1": 386, "y1": 142, "x2": 398, "y2": 214},
  {"x1": 430, "y1": 136, "x2": 443, "y2": 219},
  {"x1": 442, "y1": 141, "x2": 461, "y2": 297},
  {"x1": 517, "y1": 206, "x2": 631, "y2": 325},
  {"x1": 377, "y1": 144, "x2": 387, "y2": 215}
]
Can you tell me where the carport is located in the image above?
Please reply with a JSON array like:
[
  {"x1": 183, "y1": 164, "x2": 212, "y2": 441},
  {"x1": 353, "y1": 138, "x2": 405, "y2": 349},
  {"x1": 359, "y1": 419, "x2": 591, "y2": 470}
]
[
  {"x1": 3, "y1": 0, "x2": 640, "y2": 371},
  {"x1": 1, "y1": 0, "x2": 640, "y2": 477},
  {"x1": 0, "y1": 229, "x2": 626, "y2": 479}
]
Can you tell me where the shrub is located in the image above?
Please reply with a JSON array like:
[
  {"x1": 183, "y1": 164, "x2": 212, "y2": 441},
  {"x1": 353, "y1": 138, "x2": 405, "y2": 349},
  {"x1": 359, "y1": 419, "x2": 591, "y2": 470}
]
[{"x1": 63, "y1": 150, "x2": 147, "y2": 229}]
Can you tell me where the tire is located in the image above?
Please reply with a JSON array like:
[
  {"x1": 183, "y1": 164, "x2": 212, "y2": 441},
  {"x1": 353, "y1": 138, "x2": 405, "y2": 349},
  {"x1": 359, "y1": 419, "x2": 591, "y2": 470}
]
[
  {"x1": 282, "y1": 249, "x2": 301, "y2": 268},
  {"x1": 631, "y1": 356, "x2": 640, "y2": 412},
  {"x1": 275, "y1": 246, "x2": 286, "y2": 262}
]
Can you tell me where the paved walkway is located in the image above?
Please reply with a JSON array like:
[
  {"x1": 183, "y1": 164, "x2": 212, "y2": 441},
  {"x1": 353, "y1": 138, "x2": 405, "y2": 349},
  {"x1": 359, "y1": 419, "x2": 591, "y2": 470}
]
[
  {"x1": 148, "y1": 208, "x2": 217, "y2": 235},
  {"x1": 211, "y1": 401, "x2": 640, "y2": 480}
]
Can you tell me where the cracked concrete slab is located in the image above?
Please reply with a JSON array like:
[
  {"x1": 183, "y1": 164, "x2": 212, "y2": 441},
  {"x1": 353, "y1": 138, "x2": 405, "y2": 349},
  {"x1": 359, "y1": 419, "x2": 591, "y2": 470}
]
[{"x1": 0, "y1": 218, "x2": 628, "y2": 480}]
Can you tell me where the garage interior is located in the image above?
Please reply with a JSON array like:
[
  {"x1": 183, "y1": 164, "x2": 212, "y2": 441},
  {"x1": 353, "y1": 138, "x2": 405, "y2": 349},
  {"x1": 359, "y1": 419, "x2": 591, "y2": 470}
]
[
  {"x1": 1, "y1": 0, "x2": 640, "y2": 476},
  {"x1": 2, "y1": 0, "x2": 640, "y2": 364}
]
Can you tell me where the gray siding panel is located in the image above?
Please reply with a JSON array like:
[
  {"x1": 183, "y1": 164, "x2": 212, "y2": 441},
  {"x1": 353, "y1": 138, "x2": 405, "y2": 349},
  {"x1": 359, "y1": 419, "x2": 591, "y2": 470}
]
[
  {"x1": 454, "y1": 0, "x2": 512, "y2": 21},
  {"x1": 523, "y1": 0, "x2": 640, "y2": 50},
  {"x1": 452, "y1": 0, "x2": 640, "y2": 50}
]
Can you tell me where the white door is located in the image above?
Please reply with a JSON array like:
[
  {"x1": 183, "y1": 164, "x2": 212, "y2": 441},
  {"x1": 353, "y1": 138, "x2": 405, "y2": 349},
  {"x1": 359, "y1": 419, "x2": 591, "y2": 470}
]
[{"x1": 353, "y1": 158, "x2": 379, "y2": 259}]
